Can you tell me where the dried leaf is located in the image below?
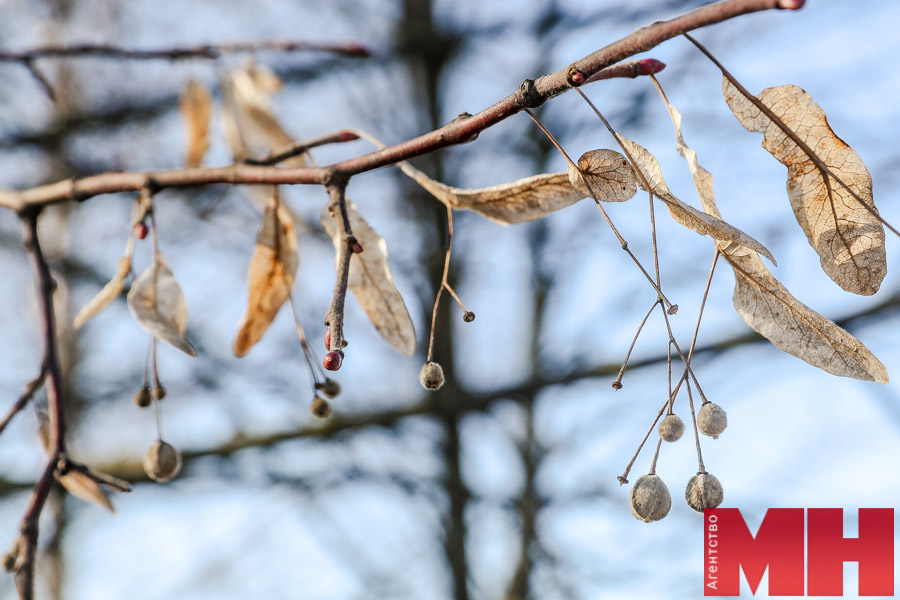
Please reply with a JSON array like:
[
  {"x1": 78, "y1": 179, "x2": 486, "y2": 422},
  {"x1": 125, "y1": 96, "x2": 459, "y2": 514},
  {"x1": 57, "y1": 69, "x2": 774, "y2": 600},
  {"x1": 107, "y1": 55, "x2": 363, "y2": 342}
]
[
  {"x1": 399, "y1": 162, "x2": 584, "y2": 225},
  {"x1": 180, "y1": 80, "x2": 212, "y2": 168},
  {"x1": 321, "y1": 202, "x2": 416, "y2": 356},
  {"x1": 73, "y1": 256, "x2": 130, "y2": 329},
  {"x1": 38, "y1": 414, "x2": 128, "y2": 512},
  {"x1": 222, "y1": 63, "x2": 306, "y2": 167},
  {"x1": 127, "y1": 258, "x2": 197, "y2": 357},
  {"x1": 567, "y1": 149, "x2": 638, "y2": 202},
  {"x1": 723, "y1": 79, "x2": 885, "y2": 295},
  {"x1": 615, "y1": 134, "x2": 776, "y2": 264},
  {"x1": 657, "y1": 88, "x2": 887, "y2": 382},
  {"x1": 233, "y1": 196, "x2": 299, "y2": 357}
]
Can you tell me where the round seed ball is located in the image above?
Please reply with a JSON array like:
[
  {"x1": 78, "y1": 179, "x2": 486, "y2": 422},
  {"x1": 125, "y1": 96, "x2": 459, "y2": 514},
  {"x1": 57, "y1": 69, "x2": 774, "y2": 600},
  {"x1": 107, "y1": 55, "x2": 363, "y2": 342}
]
[
  {"x1": 133, "y1": 386, "x2": 151, "y2": 408},
  {"x1": 317, "y1": 378, "x2": 341, "y2": 399},
  {"x1": 630, "y1": 474, "x2": 672, "y2": 523},
  {"x1": 698, "y1": 402, "x2": 727, "y2": 438},
  {"x1": 310, "y1": 396, "x2": 332, "y2": 419},
  {"x1": 419, "y1": 361, "x2": 445, "y2": 391},
  {"x1": 143, "y1": 440, "x2": 182, "y2": 483},
  {"x1": 658, "y1": 414, "x2": 685, "y2": 442},
  {"x1": 685, "y1": 472, "x2": 724, "y2": 512}
]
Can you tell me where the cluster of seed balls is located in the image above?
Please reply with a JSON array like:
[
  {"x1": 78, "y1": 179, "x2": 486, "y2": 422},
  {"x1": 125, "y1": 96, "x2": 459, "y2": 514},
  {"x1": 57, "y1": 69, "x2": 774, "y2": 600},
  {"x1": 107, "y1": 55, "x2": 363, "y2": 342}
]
[{"x1": 630, "y1": 401, "x2": 727, "y2": 523}]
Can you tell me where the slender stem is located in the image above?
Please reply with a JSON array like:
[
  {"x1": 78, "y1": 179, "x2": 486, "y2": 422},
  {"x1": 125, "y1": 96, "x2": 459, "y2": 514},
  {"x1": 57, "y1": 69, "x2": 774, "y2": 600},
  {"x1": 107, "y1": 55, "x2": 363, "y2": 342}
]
[
  {"x1": 612, "y1": 300, "x2": 659, "y2": 390},
  {"x1": 617, "y1": 396, "x2": 671, "y2": 485},
  {"x1": 427, "y1": 204, "x2": 455, "y2": 362},
  {"x1": 289, "y1": 295, "x2": 324, "y2": 386},
  {"x1": 686, "y1": 380, "x2": 706, "y2": 472},
  {"x1": 523, "y1": 108, "x2": 676, "y2": 312},
  {"x1": 648, "y1": 438, "x2": 663, "y2": 475}
]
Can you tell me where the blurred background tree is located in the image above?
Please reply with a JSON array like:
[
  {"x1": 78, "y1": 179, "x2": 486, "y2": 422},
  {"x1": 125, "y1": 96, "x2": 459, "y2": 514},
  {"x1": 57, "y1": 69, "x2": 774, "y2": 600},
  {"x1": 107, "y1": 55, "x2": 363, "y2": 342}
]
[{"x1": 1, "y1": 0, "x2": 899, "y2": 598}]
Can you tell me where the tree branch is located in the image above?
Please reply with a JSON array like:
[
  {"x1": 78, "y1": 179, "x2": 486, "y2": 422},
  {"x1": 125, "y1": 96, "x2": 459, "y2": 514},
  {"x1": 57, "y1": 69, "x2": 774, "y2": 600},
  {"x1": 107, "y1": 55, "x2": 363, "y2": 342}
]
[
  {"x1": 9, "y1": 211, "x2": 68, "y2": 600},
  {"x1": 0, "y1": 40, "x2": 370, "y2": 62},
  {"x1": 0, "y1": 0, "x2": 796, "y2": 212}
]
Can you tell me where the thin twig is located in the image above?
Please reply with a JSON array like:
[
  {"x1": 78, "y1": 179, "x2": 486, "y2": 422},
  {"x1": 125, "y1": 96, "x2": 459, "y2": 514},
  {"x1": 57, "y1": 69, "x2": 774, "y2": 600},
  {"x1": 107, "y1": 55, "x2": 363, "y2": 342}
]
[
  {"x1": 523, "y1": 108, "x2": 676, "y2": 312},
  {"x1": 13, "y1": 210, "x2": 67, "y2": 600},
  {"x1": 685, "y1": 380, "x2": 706, "y2": 472},
  {"x1": 243, "y1": 130, "x2": 360, "y2": 166},
  {"x1": 617, "y1": 396, "x2": 671, "y2": 485},
  {"x1": 612, "y1": 300, "x2": 659, "y2": 390},
  {"x1": 0, "y1": 40, "x2": 370, "y2": 62},
  {"x1": 324, "y1": 183, "x2": 353, "y2": 356},
  {"x1": 0, "y1": 367, "x2": 46, "y2": 439}
]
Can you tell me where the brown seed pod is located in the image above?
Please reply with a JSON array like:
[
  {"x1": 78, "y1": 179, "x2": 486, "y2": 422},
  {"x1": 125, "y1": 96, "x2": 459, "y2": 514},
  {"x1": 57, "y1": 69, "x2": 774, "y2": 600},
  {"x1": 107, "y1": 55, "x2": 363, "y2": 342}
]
[
  {"x1": 685, "y1": 472, "x2": 724, "y2": 512},
  {"x1": 630, "y1": 474, "x2": 671, "y2": 523},
  {"x1": 316, "y1": 378, "x2": 341, "y2": 399},
  {"x1": 419, "y1": 361, "x2": 445, "y2": 391},
  {"x1": 310, "y1": 396, "x2": 332, "y2": 419},
  {"x1": 151, "y1": 385, "x2": 167, "y2": 402},
  {"x1": 698, "y1": 402, "x2": 727, "y2": 439},
  {"x1": 658, "y1": 414, "x2": 684, "y2": 442},
  {"x1": 134, "y1": 385, "x2": 151, "y2": 408},
  {"x1": 143, "y1": 440, "x2": 182, "y2": 483}
]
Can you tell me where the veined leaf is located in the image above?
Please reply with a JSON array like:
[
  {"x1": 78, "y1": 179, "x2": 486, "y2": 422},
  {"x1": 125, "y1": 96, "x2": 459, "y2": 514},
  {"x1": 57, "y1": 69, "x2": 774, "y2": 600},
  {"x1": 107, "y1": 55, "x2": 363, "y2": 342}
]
[
  {"x1": 655, "y1": 88, "x2": 887, "y2": 382},
  {"x1": 400, "y1": 162, "x2": 583, "y2": 225},
  {"x1": 321, "y1": 202, "x2": 416, "y2": 356},
  {"x1": 723, "y1": 79, "x2": 885, "y2": 295},
  {"x1": 233, "y1": 194, "x2": 299, "y2": 357},
  {"x1": 127, "y1": 258, "x2": 197, "y2": 357},
  {"x1": 567, "y1": 148, "x2": 637, "y2": 202}
]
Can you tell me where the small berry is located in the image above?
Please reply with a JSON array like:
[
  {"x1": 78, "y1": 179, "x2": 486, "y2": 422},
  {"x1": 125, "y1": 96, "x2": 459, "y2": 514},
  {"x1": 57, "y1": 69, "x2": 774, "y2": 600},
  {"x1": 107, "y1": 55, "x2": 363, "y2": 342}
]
[
  {"x1": 419, "y1": 361, "x2": 444, "y2": 391},
  {"x1": 316, "y1": 378, "x2": 341, "y2": 399},
  {"x1": 310, "y1": 396, "x2": 332, "y2": 418},
  {"x1": 323, "y1": 350, "x2": 343, "y2": 371},
  {"x1": 658, "y1": 414, "x2": 684, "y2": 442},
  {"x1": 134, "y1": 385, "x2": 151, "y2": 408},
  {"x1": 685, "y1": 472, "x2": 724, "y2": 512},
  {"x1": 463, "y1": 311, "x2": 475, "y2": 323},
  {"x1": 151, "y1": 385, "x2": 167, "y2": 402},
  {"x1": 135, "y1": 223, "x2": 149, "y2": 240},
  {"x1": 698, "y1": 402, "x2": 727, "y2": 439},
  {"x1": 630, "y1": 474, "x2": 671, "y2": 523},
  {"x1": 143, "y1": 440, "x2": 182, "y2": 483}
]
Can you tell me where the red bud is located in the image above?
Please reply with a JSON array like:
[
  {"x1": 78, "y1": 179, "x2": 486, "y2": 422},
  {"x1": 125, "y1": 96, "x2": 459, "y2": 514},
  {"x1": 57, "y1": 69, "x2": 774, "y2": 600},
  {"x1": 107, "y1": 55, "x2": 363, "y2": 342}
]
[{"x1": 638, "y1": 59, "x2": 666, "y2": 76}]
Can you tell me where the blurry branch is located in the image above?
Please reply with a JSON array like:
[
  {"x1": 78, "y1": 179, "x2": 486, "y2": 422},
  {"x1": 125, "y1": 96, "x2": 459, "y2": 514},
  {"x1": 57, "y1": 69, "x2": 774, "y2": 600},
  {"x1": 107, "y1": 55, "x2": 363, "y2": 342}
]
[
  {"x1": 0, "y1": 40, "x2": 370, "y2": 62},
  {"x1": 8, "y1": 211, "x2": 68, "y2": 600},
  {"x1": 0, "y1": 367, "x2": 46, "y2": 439},
  {"x1": 0, "y1": 289, "x2": 896, "y2": 497},
  {"x1": 0, "y1": 0, "x2": 796, "y2": 211}
]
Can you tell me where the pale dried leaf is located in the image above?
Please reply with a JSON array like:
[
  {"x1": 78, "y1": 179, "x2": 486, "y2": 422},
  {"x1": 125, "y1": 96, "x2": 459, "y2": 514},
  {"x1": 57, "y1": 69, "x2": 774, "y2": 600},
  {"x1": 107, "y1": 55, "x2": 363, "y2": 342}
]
[
  {"x1": 723, "y1": 79, "x2": 885, "y2": 295},
  {"x1": 38, "y1": 414, "x2": 122, "y2": 512},
  {"x1": 180, "y1": 80, "x2": 212, "y2": 168},
  {"x1": 321, "y1": 202, "x2": 416, "y2": 356},
  {"x1": 657, "y1": 91, "x2": 887, "y2": 382},
  {"x1": 615, "y1": 134, "x2": 776, "y2": 264},
  {"x1": 567, "y1": 149, "x2": 637, "y2": 202},
  {"x1": 127, "y1": 258, "x2": 197, "y2": 356},
  {"x1": 223, "y1": 63, "x2": 306, "y2": 167},
  {"x1": 233, "y1": 197, "x2": 299, "y2": 357},
  {"x1": 399, "y1": 162, "x2": 584, "y2": 225},
  {"x1": 73, "y1": 256, "x2": 130, "y2": 329}
]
